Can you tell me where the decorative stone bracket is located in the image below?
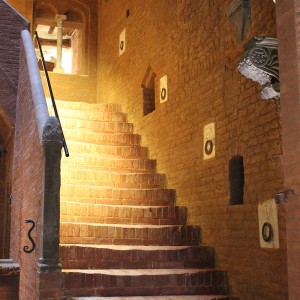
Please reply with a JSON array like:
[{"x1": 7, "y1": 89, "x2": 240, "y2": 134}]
[{"x1": 238, "y1": 36, "x2": 280, "y2": 100}]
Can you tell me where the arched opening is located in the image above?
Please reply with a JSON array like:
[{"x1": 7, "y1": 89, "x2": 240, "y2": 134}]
[
  {"x1": 35, "y1": 5, "x2": 86, "y2": 75},
  {"x1": 141, "y1": 66, "x2": 156, "y2": 116},
  {"x1": 229, "y1": 155, "x2": 244, "y2": 206}
]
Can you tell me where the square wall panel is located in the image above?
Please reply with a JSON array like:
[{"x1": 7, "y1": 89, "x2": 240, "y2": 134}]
[
  {"x1": 258, "y1": 199, "x2": 279, "y2": 249},
  {"x1": 160, "y1": 75, "x2": 168, "y2": 103},
  {"x1": 119, "y1": 29, "x2": 126, "y2": 56},
  {"x1": 203, "y1": 123, "x2": 215, "y2": 160}
]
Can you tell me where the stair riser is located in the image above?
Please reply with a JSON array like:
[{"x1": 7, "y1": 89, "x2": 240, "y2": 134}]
[
  {"x1": 61, "y1": 246, "x2": 214, "y2": 269},
  {"x1": 60, "y1": 204, "x2": 186, "y2": 225},
  {"x1": 58, "y1": 110, "x2": 127, "y2": 122},
  {"x1": 67, "y1": 142, "x2": 148, "y2": 158},
  {"x1": 60, "y1": 188, "x2": 176, "y2": 206},
  {"x1": 64, "y1": 131, "x2": 141, "y2": 146},
  {"x1": 62, "y1": 157, "x2": 156, "y2": 173},
  {"x1": 52, "y1": 101, "x2": 121, "y2": 112},
  {"x1": 67, "y1": 297, "x2": 239, "y2": 300},
  {"x1": 61, "y1": 197, "x2": 175, "y2": 207},
  {"x1": 63, "y1": 271, "x2": 227, "y2": 297},
  {"x1": 61, "y1": 170, "x2": 166, "y2": 189},
  {"x1": 61, "y1": 120, "x2": 133, "y2": 133},
  {"x1": 60, "y1": 224, "x2": 200, "y2": 246}
]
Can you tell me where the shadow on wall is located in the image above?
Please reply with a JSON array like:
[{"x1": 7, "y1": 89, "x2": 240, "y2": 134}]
[{"x1": 0, "y1": 108, "x2": 14, "y2": 259}]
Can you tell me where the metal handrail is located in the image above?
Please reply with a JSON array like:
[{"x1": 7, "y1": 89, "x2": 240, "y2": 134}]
[{"x1": 34, "y1": 31, "x2": 69, "y2": 157}]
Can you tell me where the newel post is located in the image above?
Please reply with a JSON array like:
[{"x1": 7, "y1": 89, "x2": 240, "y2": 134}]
[{"x1": 39, "y1": 116, "x2": 63, "y2": 272}]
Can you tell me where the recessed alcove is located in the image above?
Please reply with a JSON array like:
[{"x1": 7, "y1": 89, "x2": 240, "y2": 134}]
[
  {"x1": 141, "y1": 66, "x2": 156, "y2": 116},
  {"x1": 229, "y1": 155, "x2": 244, "y2": 205},
  {"x1": 35, "y1": 5, "x2": 86, "y2": 74}
]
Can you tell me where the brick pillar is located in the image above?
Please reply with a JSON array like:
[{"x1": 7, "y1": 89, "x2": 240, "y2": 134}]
[
  {"x1": 38, "y1": 117, "x2": 63, "y2": 299},
  {"x1": 276, "y1": 0, "x2": 300, "y2": 298}
]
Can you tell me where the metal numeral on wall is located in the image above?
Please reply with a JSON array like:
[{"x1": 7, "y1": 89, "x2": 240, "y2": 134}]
[{"x1": 23, "y1": 219, "x2": 36, "y2": 254}]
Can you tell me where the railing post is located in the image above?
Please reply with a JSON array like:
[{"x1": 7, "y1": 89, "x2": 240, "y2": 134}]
[{"x1": 39, "y1": 116, "x2": 63, "y2": 273}]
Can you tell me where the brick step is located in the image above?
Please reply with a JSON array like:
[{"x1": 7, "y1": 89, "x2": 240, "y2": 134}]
[
  {"x1": 67, "y1": 296, "x2": 238, "y2": 300},
  {"x1": 60, "y1": 186, "x2": 176, "y2": 206},
  {"x1": 53, "y1": 107, "x2": 127, "y2": 122},
  {"x1": 60, "y1": 119, "x2": 134, "y2": 134},
  {"x1": 49, "y1": 100, "x2": 122, "y2": 113},
  {"x1": 60, "y1": 203, "x2": 187, "y2": 225},
  {"x1": 61, "y1": 169, "x2": 166, "y2": 189},
  {"x1": 67, "y1": 141, "x2": 148, "y2": 158},
  {"x1": 64, "y1": 130, "x2": 141, "y2": 146},
  {"x1": 60, "y1": 245, "x2": 214, "y2": 269},
  {"x1": 62, "y1": 155, "x2": 156, "y2": 174},
  {"x1": 61, "y1": 180, "x2": 163, "y2": 189},
  {"x1": 60, "y1": 223, "x2": 200, "y2": 246},
  {"x1": 0, "y1": 260, "x2": 20, "y2": 300},
  {"x1": 62, "y1": 269, "x2": 227, "y2": 297}
]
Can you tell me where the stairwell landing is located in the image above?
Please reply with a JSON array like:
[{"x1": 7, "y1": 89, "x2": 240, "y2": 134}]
[{"x1": 52, "y1": 100, "x2": 237, "y2": 300}]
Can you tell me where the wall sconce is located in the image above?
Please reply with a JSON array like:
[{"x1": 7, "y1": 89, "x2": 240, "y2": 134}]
[{"x1": 228, "y1": 0, "x2": 251, "y2": 41}]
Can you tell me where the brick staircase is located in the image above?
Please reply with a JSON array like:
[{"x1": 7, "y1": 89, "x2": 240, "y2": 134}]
[{"x1": 54, "y1": 100, "x2": 237, "y2": 300}]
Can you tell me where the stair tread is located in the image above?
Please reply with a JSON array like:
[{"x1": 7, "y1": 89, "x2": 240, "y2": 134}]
[
  {"x1": 64, "y1": 129, "x2": 135, "y2": 135},
  {"x1": 67, "y1": 140, "x2": 144, "y2": 148},
  {"x1": 63, "y1": 268, "x2": 218, "y2": 275},
  {"x1": 61, "y1": 222, "x2": 195, "y2": 228},
  {"x1": 62, "y1": 184, "x2": 173, "y2": 191},
  {"x1": 69, "y1": 296, "x2": 233, "y2": 300},
  {"x1": 50, "y1": 99, "x2": 121, "y2": 110},
  {"x1": 61, "y1": 203, "x2": 173, "y2": 209},
  {"x1": 63, "y1": 155, "x2": 153, "y2": 161},
  {"x1": 60, "y1": 244, "x2": 199, "y2": 250},
  {"x1": 62, "y1": 168, "x2": 158, "y2": 176}
]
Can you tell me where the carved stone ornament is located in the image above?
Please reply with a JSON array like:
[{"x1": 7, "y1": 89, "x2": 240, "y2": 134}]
[
  {"x1": 227, "y1": 0, "x2": 251, "y2": 41},
  {"x1": 238, "y1": 36, "x2": 280, "y2": 100},
  {"x1": 42, "y1": 116, "x2": 63, "y2": 143}
]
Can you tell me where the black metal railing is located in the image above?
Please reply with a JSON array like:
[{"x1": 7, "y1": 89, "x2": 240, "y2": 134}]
[{"x1": 34, "y1": 31, "x2": 69, "y2": 157}]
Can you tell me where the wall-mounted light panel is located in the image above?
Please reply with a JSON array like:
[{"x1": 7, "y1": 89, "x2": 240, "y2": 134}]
[
  {"x1": 258, "y1": 199, "x2": 279, "y2": 249},
  {"x1": 119, "y1": 29, "x2": 126, "y2": 56},
  {"x1": 160, "y1": 75, "x2": 168, "y2": 103},
  {"x1": 203, "y1": 123, "x2": 215, "y2": 160}
]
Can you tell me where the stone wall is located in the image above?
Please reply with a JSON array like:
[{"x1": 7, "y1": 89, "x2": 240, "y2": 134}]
[{"x1": 97, "y1": 0, "x2": 288, "y2": 299}]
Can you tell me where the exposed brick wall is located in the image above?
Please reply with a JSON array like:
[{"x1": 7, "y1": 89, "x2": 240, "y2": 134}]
[
  {"x1": 97, "y1": 0, "x2": 287, "y2": 299},
  {"x1": 0, "y1": 0, "x2": 29, "y2": 122},
  {"x1": 41, "y1": 73, "x2": 97, "y2": 102},
  {"x1": 11, "y1": 39, "x2": 45, "y2": 300},
  {"x1": 71, "y1": 29, "x2": 84, "y2": 74},
  {"x1": 276, "y1": 0, "x2": 300, "y2": 298},
  {"x1": 0, "y1": 260, "x2": 19, "y2": 299},
  {"x1": 5, "y1": 0, "x2": 25, "y2": 16}
]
